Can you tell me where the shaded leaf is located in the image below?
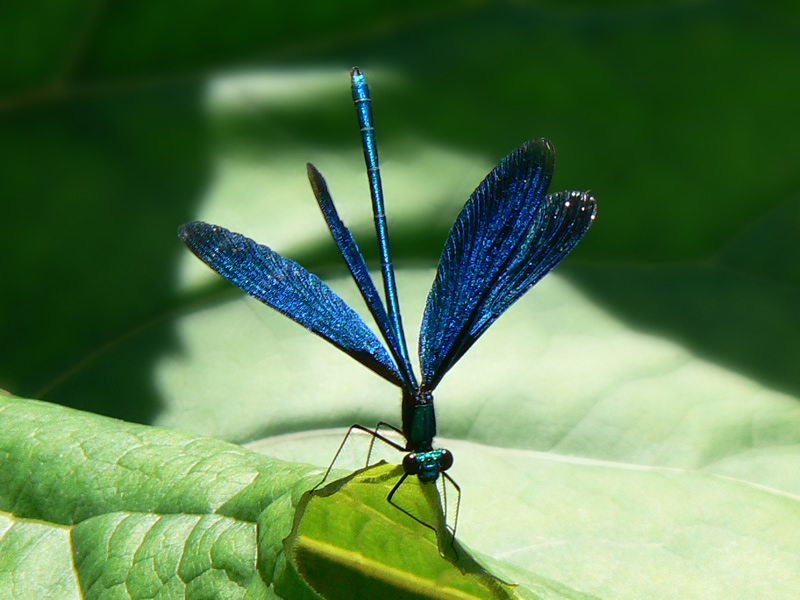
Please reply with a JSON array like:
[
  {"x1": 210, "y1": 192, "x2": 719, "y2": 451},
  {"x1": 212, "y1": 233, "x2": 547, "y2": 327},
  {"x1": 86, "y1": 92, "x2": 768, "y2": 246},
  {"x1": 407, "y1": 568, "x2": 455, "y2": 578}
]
[{"x1": 1, "y1": 393, "x2": 569, "y2": 599}]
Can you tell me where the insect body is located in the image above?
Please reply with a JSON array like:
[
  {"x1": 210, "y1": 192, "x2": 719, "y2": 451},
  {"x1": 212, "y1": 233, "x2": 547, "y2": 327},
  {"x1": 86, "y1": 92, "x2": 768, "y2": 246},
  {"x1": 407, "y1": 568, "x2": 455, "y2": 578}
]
[{"x1": 179, "y1": 67, "x2": 596, "y2": 536}]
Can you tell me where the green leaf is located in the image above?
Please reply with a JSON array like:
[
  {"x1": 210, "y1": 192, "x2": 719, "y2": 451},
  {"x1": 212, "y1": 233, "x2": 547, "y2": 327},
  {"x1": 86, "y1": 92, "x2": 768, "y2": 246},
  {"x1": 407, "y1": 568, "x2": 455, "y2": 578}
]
[
  {"x1": 0, "y1": 393, "x2": 315, "y2": 599},
  {"x1": 2, "y1": 393, "x2": 593, "y2": 600},
  {"x1": 236, "y1": 270, "x2": 800, "y2": 599},
  {"x1": 3, "y1": 3, "x2": 800, "y2": 599},
  {"x1": 282, "y1": 463, "x2": 518, "y2": 600}
]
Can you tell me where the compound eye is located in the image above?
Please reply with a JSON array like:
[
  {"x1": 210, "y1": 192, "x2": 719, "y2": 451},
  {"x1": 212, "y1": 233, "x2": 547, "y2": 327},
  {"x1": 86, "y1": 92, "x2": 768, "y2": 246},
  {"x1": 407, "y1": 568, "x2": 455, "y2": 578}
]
[
  {"x1": 438, "y1": 449, "x2": 453, "y2": 471},
  {"x1": 403, "y1": 453, "x2": 419, "y2": 475}
]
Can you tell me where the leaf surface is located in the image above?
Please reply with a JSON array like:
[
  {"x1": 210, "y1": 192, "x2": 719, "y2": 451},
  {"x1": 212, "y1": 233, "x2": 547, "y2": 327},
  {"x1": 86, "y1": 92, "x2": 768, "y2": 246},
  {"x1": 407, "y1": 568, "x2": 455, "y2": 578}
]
[{"x1": 1, "y1": 394, "x2": 582, "y2": 600}]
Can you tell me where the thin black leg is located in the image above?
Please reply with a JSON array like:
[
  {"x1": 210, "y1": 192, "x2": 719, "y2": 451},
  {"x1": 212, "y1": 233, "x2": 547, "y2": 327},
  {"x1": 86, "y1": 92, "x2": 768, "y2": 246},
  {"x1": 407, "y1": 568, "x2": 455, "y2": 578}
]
[
  {"x1": 313, "y1": 423, "x2": 406, "y2": 491},
  {"x1": 386, "y1": 472, "x2": 434, "y2": 530},
  {"x1": 375, "y1": 421, "x2": 405, "y2": 436},
  {"x1": 387, "y1": 473, "x2": 460, "y2": 560},
  {"x1": 366, "y1": 421, "x2": 405, "y2": 466},
  {"x1": 443, "y1": 472, "x2": 462, "y2": 553}
]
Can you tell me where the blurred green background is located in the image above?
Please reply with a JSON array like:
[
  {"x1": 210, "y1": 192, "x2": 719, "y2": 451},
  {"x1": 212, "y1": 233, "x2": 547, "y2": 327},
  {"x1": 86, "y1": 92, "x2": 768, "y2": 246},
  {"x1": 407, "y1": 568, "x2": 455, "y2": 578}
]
[{"x1": 1, "y1": 0, "x2": 798, "y2": 425}]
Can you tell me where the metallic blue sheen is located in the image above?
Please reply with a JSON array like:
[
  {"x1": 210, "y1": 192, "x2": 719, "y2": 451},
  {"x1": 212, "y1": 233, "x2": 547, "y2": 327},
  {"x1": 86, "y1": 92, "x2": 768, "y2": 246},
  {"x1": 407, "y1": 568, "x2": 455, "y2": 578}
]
[
  {"x1": 177, "y1": 68, "x2": 597, "y2": 491},
  {"x1": 403, "y1": 389, "x2": 436, "y2": 450},
  {"x1": 350, "y1": 68, "x2": 417, "y2": 387},
  {"x1": 407, "y1": 449, "x2": 452, "y2": 484},
  {"x1": 307, "y1": 163, "x2": 416, "y2": 390},
  {"x1": 178, "y1": 221, "x2": 403, "y2": 386},
  {"x1": 419, "y1": 140, "x2": 597, "y2": 389}
]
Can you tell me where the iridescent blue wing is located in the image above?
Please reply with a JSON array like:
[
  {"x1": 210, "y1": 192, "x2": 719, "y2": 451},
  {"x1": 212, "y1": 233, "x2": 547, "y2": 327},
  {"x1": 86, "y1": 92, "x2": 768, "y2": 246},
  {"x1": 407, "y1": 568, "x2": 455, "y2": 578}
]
[
  {"x1": 307, "y1": 163, "x2": 417, "y2": 391},
  {"x1": 179, "y1": 222, "x2": 404, "y2": 387},
  {"x1": 419, "y1": 139, "x2": 596, "y2": 389}
]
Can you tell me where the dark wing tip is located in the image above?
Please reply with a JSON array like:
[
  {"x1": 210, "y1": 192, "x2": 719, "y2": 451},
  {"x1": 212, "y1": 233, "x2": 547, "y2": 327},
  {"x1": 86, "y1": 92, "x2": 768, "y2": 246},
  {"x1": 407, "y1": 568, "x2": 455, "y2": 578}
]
[
  {"x1": 306, "y1": 162, "x2": 323, "y2": 182},
  {"x1": 519, "y1": 138, "x2": 556, "y2": 172},
  {"x1": 351, "y1": 66, "x2": 361, "y2": 76},
  {"x1": 306, "y1": 163, "x2": 329, "y2": 202},
  {"x1": 178, "y1": 220, "x2": 214, "y2": 239},
  {"x1": 570, "y1": 190, "x2": 597, "y2": 220},
  {"x1": 177, "y1": 221, "x2": 198, "y2": 240},
  {"x1": 529, "y1": 137, "x2": 554, "y2": 153}
]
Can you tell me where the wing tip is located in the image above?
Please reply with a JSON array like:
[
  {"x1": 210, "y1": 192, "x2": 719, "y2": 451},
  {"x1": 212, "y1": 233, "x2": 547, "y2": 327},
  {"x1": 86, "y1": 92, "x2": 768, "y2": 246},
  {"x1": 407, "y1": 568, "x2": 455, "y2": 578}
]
[
  {"x1": 178, "y1": 220, "x2": 215, "y2": 239},
  {"x1": 522, "y1": 137, "x2": 555, "y2": 161},
  {"x1": 506, "y1": 138, "x2": 556, "y2": 183},
  {"x1": 553, "y1": 191, "x2": 598, "y2": 227},
  {"x1": 177, "y1": 221, "x2": 197, "y2": 240},
  {"x1": 573, "y1": 190, "x2": 597, "y2": 220}
]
